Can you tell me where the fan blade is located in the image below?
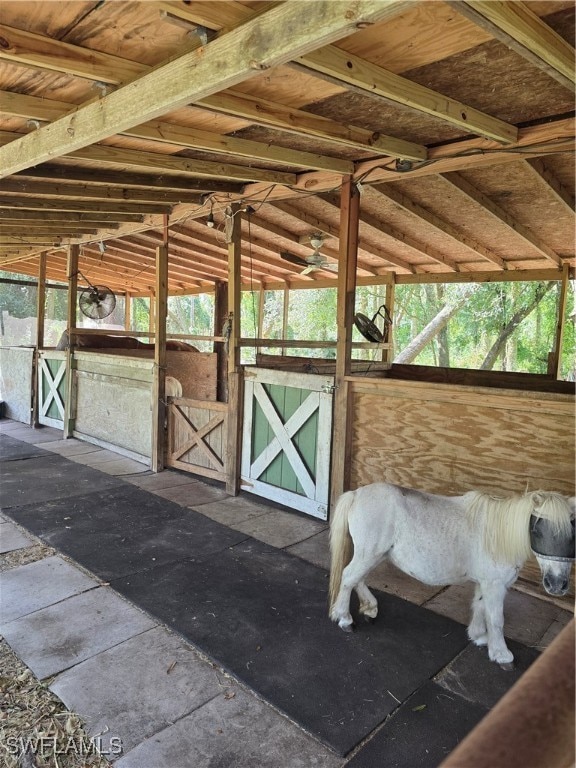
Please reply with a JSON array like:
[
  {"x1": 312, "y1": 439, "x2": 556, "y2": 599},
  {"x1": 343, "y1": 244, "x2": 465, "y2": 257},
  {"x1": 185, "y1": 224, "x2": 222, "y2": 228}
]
[
  {"x1": 301, "y1": 265, "x2": 318, "y2": 275},
  {"x1": 318, "y1": 262, "x2": 338, "y2": 272},
  {"x1": 280, "y1": 251, "x2": 310, "y2": 268}
]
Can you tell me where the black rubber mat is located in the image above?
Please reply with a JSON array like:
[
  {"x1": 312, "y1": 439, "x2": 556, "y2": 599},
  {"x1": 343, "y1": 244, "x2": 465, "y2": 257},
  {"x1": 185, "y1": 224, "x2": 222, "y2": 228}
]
[
  {"x1": 0, "y1": 434, "x2": 49, "y2": 462},
  {"x1": 6, "y1": 485, "x2": 249, "y2": 580},
  {"x1": 0, "y1": 454, "x2": 123, "y2": 509},
  {"x1": 112, "y1": 539, "x2": 469, "y2": 755},
  {"x1": 3, "y1": 444, "x2": 537, "y2": 757},
  {"x1": 435, "y1": 639, "x2": 540, "y2": 709},
  {"x1": 345, "y1": 682, "x2": 489, "y2": 767}
]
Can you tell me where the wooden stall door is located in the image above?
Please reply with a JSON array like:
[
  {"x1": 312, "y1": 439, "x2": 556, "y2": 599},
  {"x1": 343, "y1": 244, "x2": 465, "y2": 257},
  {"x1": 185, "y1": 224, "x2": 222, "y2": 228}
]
[
  {"x1": 241, "y1": 368, "x2": 334, "y2": 520},
  {"x1": 38, "y1": 351, "x2": 67, "y2": 428},
  {"x1": 166, "y1": 397, "x2": 228, "y2": 482}
]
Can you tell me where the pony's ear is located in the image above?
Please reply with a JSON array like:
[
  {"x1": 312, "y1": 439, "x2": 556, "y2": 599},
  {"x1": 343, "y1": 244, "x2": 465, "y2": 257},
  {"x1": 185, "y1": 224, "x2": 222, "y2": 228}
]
[
  {"x1": 569, "y1": 497, "x2": 576, "y2": 517},
  {"x1": 531, "y1": 491, "x2": 546, "y2": 510}
]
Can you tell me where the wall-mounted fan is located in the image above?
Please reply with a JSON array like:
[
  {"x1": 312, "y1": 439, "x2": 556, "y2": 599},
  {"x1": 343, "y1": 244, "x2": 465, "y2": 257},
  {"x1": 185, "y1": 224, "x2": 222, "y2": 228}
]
[
  {"x1": 78, "y1": 272, "x2": 116, "y2": 320},
  {"x1": 280, "y1": 232, "x2": 337, "y2": 275},
  {"x1": 354, "y1": 304, "x2": 392, "y2": 343}
]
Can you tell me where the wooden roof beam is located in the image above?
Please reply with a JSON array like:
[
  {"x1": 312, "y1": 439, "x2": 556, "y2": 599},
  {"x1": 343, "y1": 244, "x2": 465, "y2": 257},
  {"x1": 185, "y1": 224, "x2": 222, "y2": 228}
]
[
  {"x1": 0, "y1": 193, "x2": 172, "y2": 215},
  {"x1": 0, "y1": 177, "x2": 202, "y2": 205},
  {"x1": 448, "y1": 1, "x2": 574, "y2": 90},
  {"x1": 198, "y1": 89, "x2": 426, "y2": 161},
  {"x1": 0, "y1": 89, "x2": 354, "y2": 175},
  {"x1": 370, "y1": 185, "x2": 508, "y2": 270},
  {"x1": 271, "y1": 200, "x2": 414, "y2": 273},
  {"x1": 437, "y1": 172, "x2": 563, "y2": 267},
  {"x1": 15, "y1": 161, "x2": 243, "y2": 195},
  {"x1": 320, "y1": 191, "x2": 459, "y2": 272},
  {"x1": 523, "y1": 158, "x2": 575, "y2": 216},
  {"x1": 0, "y1": 0, "x2": 414, "y2": 178},
  {"x1": 0, "y1": 210, "x2": 144, "y2": 224},
  {"x1": 296, "y1": 46, "x2": 518, "y2": 144}
]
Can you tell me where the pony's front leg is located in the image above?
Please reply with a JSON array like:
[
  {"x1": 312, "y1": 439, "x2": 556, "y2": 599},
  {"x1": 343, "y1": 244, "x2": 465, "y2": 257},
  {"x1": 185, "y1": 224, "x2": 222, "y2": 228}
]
[
  {"x1": 480, "y1": 580, "x2": 514, "y2": 667},
  {"x1": 467, "y1": 584, "x2": 487, "y2": 646}
]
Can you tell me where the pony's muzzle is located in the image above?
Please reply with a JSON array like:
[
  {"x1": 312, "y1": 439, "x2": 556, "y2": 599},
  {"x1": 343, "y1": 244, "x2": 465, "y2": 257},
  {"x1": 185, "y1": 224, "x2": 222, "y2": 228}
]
[{"x1": 543, "y1": 574, "x2": 569, "y2": 596}]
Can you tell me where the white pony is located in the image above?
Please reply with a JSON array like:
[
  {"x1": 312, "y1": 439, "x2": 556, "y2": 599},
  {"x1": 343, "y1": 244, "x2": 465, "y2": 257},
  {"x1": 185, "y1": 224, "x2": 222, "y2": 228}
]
[{"x1": 329, "y1": 483, "x2": 575, "y2": 667}]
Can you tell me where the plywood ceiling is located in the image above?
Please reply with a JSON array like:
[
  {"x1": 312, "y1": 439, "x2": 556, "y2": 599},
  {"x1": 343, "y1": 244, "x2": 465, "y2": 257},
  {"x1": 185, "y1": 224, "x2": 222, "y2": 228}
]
[{"x1": 0, "y1": 0, "x2": 573, "y2": 295}]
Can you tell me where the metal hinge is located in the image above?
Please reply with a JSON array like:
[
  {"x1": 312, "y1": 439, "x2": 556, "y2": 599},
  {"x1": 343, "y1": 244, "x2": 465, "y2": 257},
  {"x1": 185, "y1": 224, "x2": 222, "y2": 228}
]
[{"x1": 321, "y1": 383, "x2": 336, "y2": 394}]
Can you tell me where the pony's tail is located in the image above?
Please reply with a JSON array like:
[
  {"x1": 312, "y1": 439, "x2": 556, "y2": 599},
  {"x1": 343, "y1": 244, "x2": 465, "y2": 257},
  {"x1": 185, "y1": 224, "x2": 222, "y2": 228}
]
[{"x1": 328, "y1": 491, "x2": 355, "y2": 615}]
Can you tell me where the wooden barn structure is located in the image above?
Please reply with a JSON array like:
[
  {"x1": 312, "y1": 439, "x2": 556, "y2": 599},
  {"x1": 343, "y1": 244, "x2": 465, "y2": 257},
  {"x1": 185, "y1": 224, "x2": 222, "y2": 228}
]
[{"x1": 0, "y1": 0, "x2": 574, "y2": 528}]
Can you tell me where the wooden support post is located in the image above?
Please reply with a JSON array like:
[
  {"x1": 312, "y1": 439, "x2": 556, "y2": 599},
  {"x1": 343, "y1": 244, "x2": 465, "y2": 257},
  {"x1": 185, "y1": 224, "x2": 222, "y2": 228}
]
[
  {"x1": 124, "y1": 292, "x2": 131, "y2": 331},
  {"x1": 330, "y1": 177, "x2": 360, "y2": 510},
  {"x1": 548, "y1": 264, "x2": 570, "y2": 379},
  {"x1": 151, "y1": 221, "x2": 169, "y2": 472},
  {"x1": 226, "y1": 203, "x2": 243, "y2": 495},
  {"x1": 282, "y1": 283, "x2": 290, "y2": 356},
  {"x1": 32, "y1": 251, "x2": 47, "y2": 427},
  {"x1": 383, "y1": 278, "x2": 396, "y2": 363},
  {"x1": 214, "y1": 280, "x2": 228, "y2": 402},
  {"x1": 63, "y1": 244, "x2": 79, "y2": 439},
  {"x1": 149, "y1": 293, "x2": 155, "y2": 335}
]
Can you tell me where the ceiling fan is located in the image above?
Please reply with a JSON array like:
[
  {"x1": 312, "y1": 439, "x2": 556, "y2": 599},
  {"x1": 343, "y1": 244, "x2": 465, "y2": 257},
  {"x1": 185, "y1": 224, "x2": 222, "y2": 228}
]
[{"x1": 280, "y1": 232, "x2": 338, "y2": 275}]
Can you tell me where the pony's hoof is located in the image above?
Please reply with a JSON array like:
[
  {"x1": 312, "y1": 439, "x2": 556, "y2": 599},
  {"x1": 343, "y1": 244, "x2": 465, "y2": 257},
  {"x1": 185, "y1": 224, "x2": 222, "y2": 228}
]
[
  {"x1": 363, "y1": 615, "x2": 376, "y2": 624},
  {"x1": 499, "y1": 661, "x2": 515, "y2": 672},
  {"x1": 340, "y1": 623, "x2": 355, "y2": 633}
]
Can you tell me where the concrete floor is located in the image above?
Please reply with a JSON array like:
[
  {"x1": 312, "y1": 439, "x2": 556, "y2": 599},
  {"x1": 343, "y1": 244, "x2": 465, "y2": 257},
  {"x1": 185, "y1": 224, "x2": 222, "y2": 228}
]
[{"x1": 0, "y1": 418, "x2": 573, "y2": 767}]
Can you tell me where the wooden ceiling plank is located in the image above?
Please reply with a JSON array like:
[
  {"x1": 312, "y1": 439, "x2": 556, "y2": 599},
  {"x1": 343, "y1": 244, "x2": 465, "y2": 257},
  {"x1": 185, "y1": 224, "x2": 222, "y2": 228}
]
[
  {"x1": 157, "y1": 1, "x2": 278, "y2": 31},
  {"x1": 1, "y1": 227, "x2": 100, "y2": 235},
  {"x1": 0, "y1": 194, "x2": 171, "y2": 215},
  {"x1": 370, "y1": 185, "x2": 508, "y2": 269},
  {"x1": 0, "y1": 209, "x2": 143, "y2": 223},
  {"x1": 17, "y1": 162, "x2": 243, "y2": 195},
  {"x1": 199, "y1": 89, "x2": 426, "y2": 160},
  {"x1": 451, "y1": 1, "x2": 574, "y2": 89},
  {"x1": 0, "y1": 23, "x2": 144, "y2": 84},
  {"x1": 0, "y1": 0, "x2": 414, "y2": 178},
  {"x1": 438, "y1": 172, "x2": 563, "y2": 267},
  {"x1": 125, "y1": 121, "x2": 353, "y2": 174},
  {"x1": 66, "y1": 143, "x2": 296, "y2": 185},
  {"x1": 524, "y1": 158, "x2": 575, "y2": 215},
  {"x1": 297, "y1": 46, "x2": 518, "y2": 144},
  {"x1": 0, "y1": 177, "x2": 202, "y2": 205}
]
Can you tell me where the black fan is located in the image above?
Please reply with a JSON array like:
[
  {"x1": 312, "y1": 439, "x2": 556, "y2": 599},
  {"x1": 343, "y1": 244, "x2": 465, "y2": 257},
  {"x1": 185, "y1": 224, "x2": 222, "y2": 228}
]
[
  {"x1": 354, "y1": 304, "x2": 392, "y2": 343},
  {"x1": 79, "y1": 283, "x2": 116, "y2": 320}
]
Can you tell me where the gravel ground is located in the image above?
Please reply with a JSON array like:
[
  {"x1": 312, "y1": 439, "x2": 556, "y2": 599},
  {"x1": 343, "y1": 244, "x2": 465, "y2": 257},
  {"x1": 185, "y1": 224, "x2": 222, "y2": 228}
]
[{"x1": 0, "y1": 544, "x2": 111, "y2": 768}]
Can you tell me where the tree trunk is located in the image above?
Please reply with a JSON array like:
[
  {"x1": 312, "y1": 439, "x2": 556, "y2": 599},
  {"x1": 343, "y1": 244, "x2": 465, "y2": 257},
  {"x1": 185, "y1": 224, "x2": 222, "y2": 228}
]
[
  {"x1": 393, "y1": 287, "x2": 475, "y2": 364},
  {"x1": 480, "y1": 282, "x2": 555, "y2": 370}
]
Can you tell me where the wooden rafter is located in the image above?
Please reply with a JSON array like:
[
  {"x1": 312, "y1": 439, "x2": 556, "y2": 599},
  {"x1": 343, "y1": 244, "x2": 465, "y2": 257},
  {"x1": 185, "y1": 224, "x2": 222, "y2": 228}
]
[
  {"x1": 450, "y1": 1, "x2": 575, "y2": 90},
  {"x1": 523, "y1": 159, "x2": 575, "y2": 216},
  {"x1": 437, "y1": 172, "x2": 563, "y2": 267},
  {"x1": 320, "y1": 192, "x2": 460, "y2": 272},
  {"x1": 297, "y1": 46, "x2": 518, "y2": 144},
  {"x1": 369, "y1": 185, "x2": 508, "y2": 270}
]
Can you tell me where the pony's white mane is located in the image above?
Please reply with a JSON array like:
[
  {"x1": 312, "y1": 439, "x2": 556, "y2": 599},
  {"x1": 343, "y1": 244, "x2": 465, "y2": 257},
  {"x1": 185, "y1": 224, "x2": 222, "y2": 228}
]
[{"x1": 466, "y1": 490, "x2": 573, "y2": 565}]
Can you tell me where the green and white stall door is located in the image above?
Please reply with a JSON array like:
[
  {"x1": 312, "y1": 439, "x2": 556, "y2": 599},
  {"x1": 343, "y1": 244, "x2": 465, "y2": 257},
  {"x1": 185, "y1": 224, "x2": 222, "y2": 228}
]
[
  {"x1": 38, "y1": 351, "x2": 67, "y2": 428},
  {"x1": 241, "y1": 368, "x2": 334, "y2": 520}
]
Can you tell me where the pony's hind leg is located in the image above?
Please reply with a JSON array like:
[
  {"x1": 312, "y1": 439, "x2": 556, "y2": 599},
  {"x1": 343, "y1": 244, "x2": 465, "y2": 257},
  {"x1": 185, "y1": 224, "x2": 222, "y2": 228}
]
[
  {"x1": 467, "y1": 584, "x2": 488, "y2": 646},
  {"x1": 355, "y1": 581, "x2": 378, "y2": 621},
  {"x1": 331, "y1": 553, "x2": 382, "y2": 631}
]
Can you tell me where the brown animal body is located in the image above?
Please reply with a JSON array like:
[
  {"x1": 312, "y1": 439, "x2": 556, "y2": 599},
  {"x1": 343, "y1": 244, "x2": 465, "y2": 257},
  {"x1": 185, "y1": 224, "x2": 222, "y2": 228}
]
[{"x1": 56, "y1": 330, "x2": 198, "y2": 352}]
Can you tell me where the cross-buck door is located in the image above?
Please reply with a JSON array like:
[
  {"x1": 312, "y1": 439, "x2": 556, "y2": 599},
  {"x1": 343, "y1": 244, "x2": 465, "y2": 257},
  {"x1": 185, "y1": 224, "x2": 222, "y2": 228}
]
[
  {"x1": 241, "y1": 368, "x2": 334, "y2": 520},
  {"x1": 38, "y1": 351, "x2": 67, "y2": 428}
]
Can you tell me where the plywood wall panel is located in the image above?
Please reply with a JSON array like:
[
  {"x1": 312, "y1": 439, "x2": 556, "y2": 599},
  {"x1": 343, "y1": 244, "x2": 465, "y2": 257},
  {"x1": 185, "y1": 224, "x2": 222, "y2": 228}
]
[{"x1": 349, "y1": 380, "x2": 575, "y2": 497}]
